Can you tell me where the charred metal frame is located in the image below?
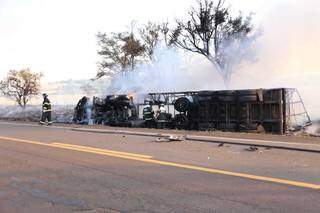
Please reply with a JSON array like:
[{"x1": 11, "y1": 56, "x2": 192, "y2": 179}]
[
  {"x1": 75, "y1": 88, "x2": 311, "y2": 134},
  {"x1": 285, "y1": 88, "x2": 312, "y2": 132},
  {"x1": 140, "y1": 88, "x2": 311, "y2": 134}
]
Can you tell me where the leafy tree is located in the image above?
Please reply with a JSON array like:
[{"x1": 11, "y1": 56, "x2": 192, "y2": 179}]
[
  {"x1": 122, "y1": 32, "x2": 146, "y2": 70},
  {"x1": 138, "y1": 22, "x2": 162, "y2": 60},
  {"x1": 96, "y1": 21, "x2": 178, "y2": 79},
  {"x1": 172, "y1": 0, "x2": 257, "y2": 87},
  {"x1": 96, "y1": 31, "x2": 145, "y2": 78},
  {"x1": 0, "y1": 69, "x2": 42, "y2": 108},
  {"x1": 138, "y1": 22, "x2": 174, "y2": 60}
]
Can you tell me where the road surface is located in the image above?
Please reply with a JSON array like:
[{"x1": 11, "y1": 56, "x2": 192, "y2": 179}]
[{"x1": 0, "y1": 122, "x2": 319, "y2": 212}]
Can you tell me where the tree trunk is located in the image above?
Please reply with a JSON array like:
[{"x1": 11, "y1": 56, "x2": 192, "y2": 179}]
[
  {"x1": 21, "y1": 104, "x2": 27, "y2": 121},
  {"x1": 222, "y1": 75, "x2": 231, "y2": 89},
  {"x1": 205, "y1": 55, "x2": 232, "y2": 89}
]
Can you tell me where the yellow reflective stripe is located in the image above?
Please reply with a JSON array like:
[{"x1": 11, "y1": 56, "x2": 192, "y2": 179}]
[{"x1": 43, "y1": 109, "x2": 52, "y2": 112}]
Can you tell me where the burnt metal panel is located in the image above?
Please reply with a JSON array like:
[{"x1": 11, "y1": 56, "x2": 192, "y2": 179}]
[
  {"x1": 143, "y1": 88, "x2": 311, "y2": 134},
  {"x1": 84, "y1": 88, "x2": 311, "y2": 135}
]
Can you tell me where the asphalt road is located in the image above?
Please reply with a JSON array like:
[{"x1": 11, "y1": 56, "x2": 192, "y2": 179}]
[{"x1": 0, "y1": 122, "x2": 319, "y2": 213}]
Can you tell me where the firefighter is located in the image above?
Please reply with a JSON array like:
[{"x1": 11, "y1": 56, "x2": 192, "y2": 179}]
[
  {"x1": 156, "y1": 103, "x2": 167, "y2": 129},
  {"x1": 73, "y1": 96, "x2": 87, "y2": 123},
  {"x1": 40, "y1": 93, "x2": 52, "y2": 125},
  {"x1": 143, "y1": 102, "x2": 154, "y2": 128}
]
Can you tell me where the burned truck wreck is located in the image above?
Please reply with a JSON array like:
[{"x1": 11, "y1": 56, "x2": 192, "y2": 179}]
[
  {"x1": 73, "y1": 88, "x2": 311, "y2": 134},
  {"x1": 73, "y1": 95, "x2": 137, "y2": 126},
  {"x1": 92, "y1": 95, "x2": 137, "y2": 126}
]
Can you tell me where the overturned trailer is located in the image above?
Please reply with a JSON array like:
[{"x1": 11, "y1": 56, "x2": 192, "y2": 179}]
[
  {"x1": 74, "y1": 88, "x2": 311, "y2": 134},
  {"x1": 144, "y1": 88, "x2": 311, "y2": 134}
]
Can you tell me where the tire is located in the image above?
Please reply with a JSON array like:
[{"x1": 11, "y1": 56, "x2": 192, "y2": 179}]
[
  {"x1": 172, "y1": 114, "x2": 189, "y2": 129},
  {"x1": 174, "y1": 97, "x2": 191, "y2": 113}
]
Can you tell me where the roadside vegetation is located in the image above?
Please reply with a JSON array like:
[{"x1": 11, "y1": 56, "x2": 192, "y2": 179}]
[
  {"x1": 96, "y1": 0, "x2": 258, "y2": 88},
  {"x1": 0, "y1": 69, "x2": 42, "y2": 108}
]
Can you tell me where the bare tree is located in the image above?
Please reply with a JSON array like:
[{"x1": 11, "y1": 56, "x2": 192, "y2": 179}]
[
  {"x1": 0, "y1": 69, "x2": 42, "y2": 108},
  {"x1": 172, "y1": 0, "x2": 257, "y2": 87},
  {"x1": 138, "y1": 22, "x2": 181, "y2": 62},
  {"x1": 138, "y1": 22, "x2": 162, "y2": 60},
  {"x1": 138, "y1": 22, "x2": 175, "y2": 60},
  {"x1": 96, "y1": 30, "x2": 145, "y2": 79}
]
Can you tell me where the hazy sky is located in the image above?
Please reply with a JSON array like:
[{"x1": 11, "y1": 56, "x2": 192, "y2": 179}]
[
  {"x1": 0, "y1": 0, "x2": 280, "y2": 82},
  {"x1": 1, "y1": 0, "x2": 320, "y2": 118}
]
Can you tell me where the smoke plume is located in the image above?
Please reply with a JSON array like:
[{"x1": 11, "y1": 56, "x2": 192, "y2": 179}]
[
  {"x1": 231, "y1": 0, "x2": 320, "y2": 119},
  {"x1": 110, "y1": 0, "x2": 320, "y2": 121},
  {"x1": 109, "y1": 46, "x2": 219, "y2": 94}
]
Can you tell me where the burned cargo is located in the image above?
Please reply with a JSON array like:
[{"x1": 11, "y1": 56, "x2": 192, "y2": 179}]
[
  {"x1": 73, "y1": 96, "x2": 92, "y2": 124},
  {"x1": 73, "y1": 88, "x2": 311, "y2": 134},
  {"x1": 91, "y1": 95, "x2": 137, "y2": 126}
]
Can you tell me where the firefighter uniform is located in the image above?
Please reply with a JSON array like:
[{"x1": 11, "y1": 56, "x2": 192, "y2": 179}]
[
  {"x1": 40, "y1": 94, "x2": 52, "y2": 125},
  {"x1": 143, "y1": 104, "x2": 154, "y2": 128},
  {"x1": 157, "y1": 104, "x2": 167, "y2": 129},
  {"x1": 73, "y1": 96, "x2": 87, "y2": 123}
]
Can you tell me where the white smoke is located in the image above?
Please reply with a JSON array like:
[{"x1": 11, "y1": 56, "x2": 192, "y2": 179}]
[
  {"x1": 110, "y1": 0, "x2": 320, "y2": 121},
  {"x1": 5, "y1": 0, "x2": 314, "y2": 123},
  {"x1": 230, "y1": 0, "x2": 320, "y2": 119},
  {"x1": 109, "y1": 46, "x2": 222, "y2": 94},
  {"x1": 305, "y1": 119, "x2": 320, "y2": 136}
]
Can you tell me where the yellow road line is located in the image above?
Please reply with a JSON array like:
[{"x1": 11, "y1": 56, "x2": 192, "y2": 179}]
[
  {"x1": 0, "y1": 136, "x2": 152, "y2": 159},
  {"x1": 52, "y1": 142, "x2": 152, "y2": 159},
  {"x1": 0, "y1": 136, "x2": 319, "y2": 190},
  {"x1": 0, "y1": 136, "x2": 51, "y2": 146}
]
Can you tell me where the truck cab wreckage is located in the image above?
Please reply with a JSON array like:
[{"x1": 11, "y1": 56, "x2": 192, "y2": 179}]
[{"x1": 73, "y1": 88, "x2": 311, "y2": 135}]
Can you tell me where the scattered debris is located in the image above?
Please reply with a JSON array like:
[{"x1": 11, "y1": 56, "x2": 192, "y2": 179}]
[
  {"x1": 155, "y1": 137, "x2": 170, "y2": 142},
  {"x1": 155, "y1": 137, "x2": 165, "y2": 142},
  {"x1": 164, "y1": 135, "x2": 185, "y2": 141},
  {"x1": 154, "y1": 135, "x2": 185, "y2": 142},
  {"x1": 245, "y1": 146, "x2": 258, "y2": 152}
]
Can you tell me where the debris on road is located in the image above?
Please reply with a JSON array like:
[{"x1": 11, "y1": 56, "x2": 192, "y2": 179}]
[
  {"x1": 165, "y1": 135, "x2": 185, "y2": 141},
  {"x1": 154, "y1": 135, "x2": 185, "y2": 142},
  {"x1": 245, "y1": 146, "x2": 259, "y2": 152},
  {"x1": 155, "y1": 137, "x2": 165, "y2": 142}
]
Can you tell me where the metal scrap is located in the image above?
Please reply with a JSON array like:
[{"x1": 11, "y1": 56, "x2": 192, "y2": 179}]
[{"x1": 245, "y1": 146, "x2": 259, "y2": 152}]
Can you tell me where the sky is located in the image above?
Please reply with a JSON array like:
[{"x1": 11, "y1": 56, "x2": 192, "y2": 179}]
[
  {"x1": 0, "y1": 0, "x2": 274, "y2": 82},
  {"x1": 0, "y1": 0, "x2": 320, "y2": 119}
]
